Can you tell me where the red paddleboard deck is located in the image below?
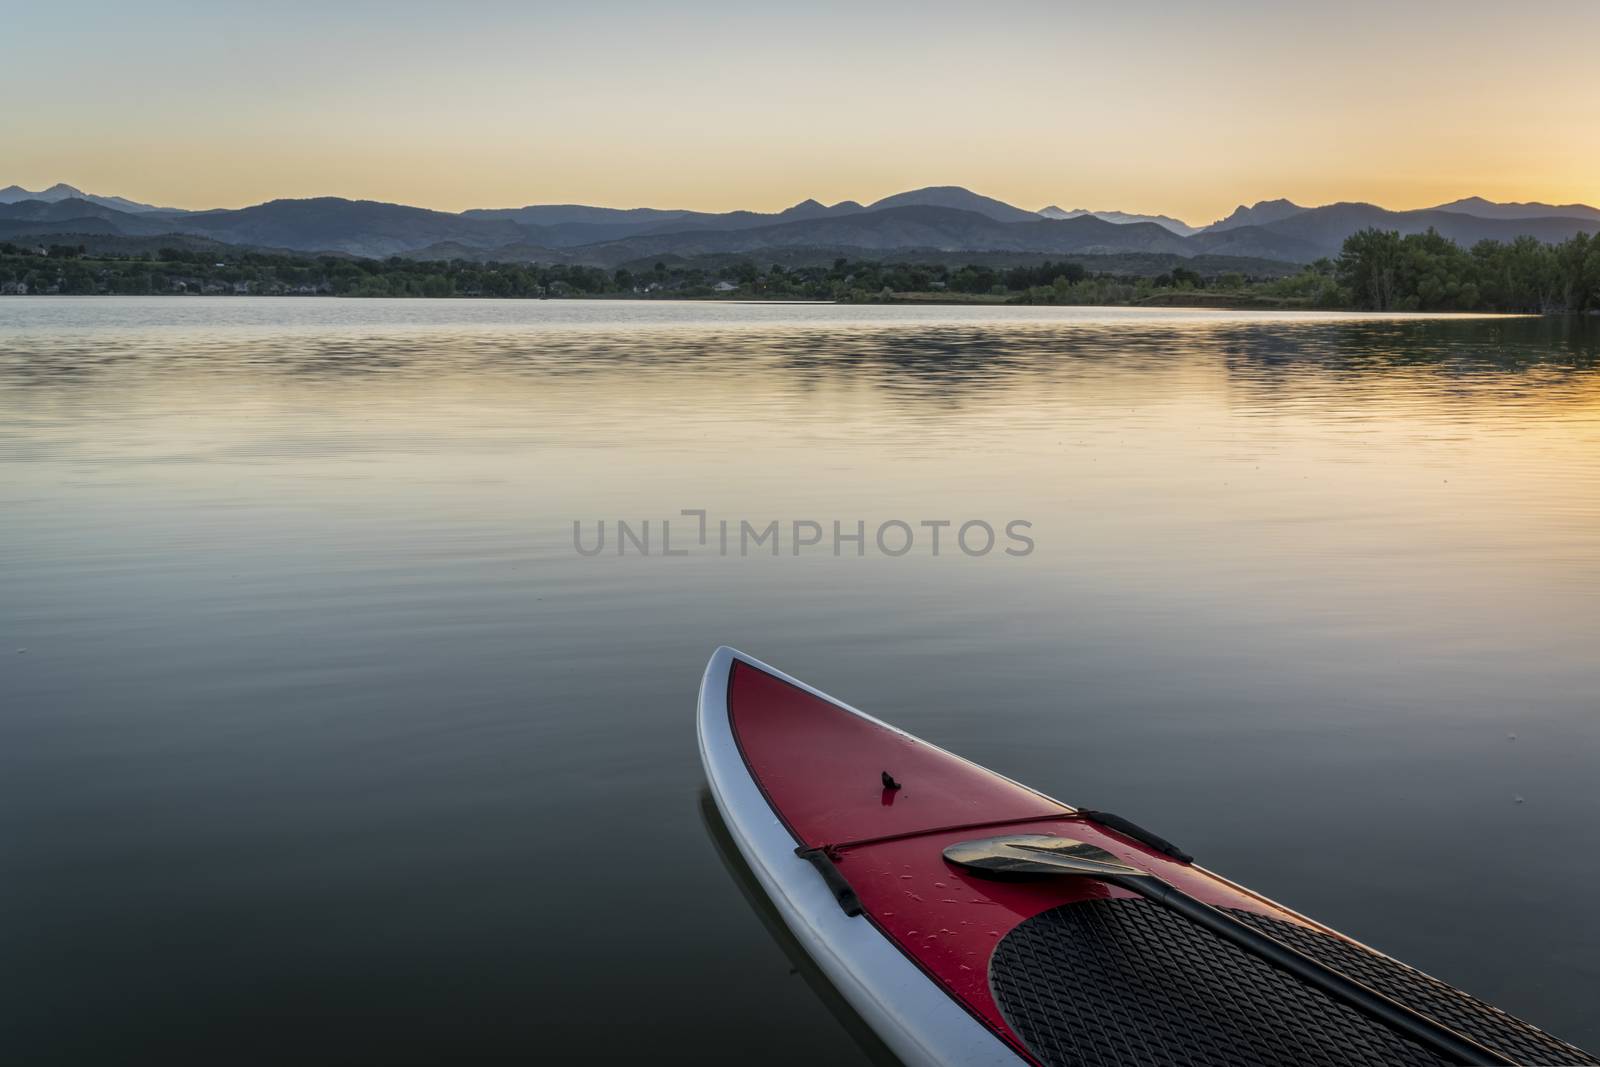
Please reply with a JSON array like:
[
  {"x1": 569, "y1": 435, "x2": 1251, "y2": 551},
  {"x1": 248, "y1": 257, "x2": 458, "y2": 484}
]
[{"x1": 697, "y1": 647, "x2": 1596, "y2": 1067}]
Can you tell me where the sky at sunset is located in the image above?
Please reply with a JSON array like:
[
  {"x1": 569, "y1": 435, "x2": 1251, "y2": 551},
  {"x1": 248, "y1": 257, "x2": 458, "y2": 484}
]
[{"x1": 3, "y1": 0, "x2": 1597, "y2": 225}]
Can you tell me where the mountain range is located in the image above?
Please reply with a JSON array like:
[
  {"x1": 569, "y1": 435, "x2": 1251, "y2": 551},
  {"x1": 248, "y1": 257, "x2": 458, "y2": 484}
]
[
  {"x1": 1037, "y1": 206, "x2": 1200, "y2": 236},
  {"x1": 3, "y1": 183, "x2": 1597, "y2": 269},
  {"x1": 0, "y1": 182, "x2": 178, "y2": 214}
]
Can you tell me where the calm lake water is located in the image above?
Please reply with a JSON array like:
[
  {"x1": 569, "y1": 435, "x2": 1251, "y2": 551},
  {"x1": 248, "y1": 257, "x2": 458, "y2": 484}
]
[{"x1": 2, "y1": 297, "x2": 1597, "y2": 1064}]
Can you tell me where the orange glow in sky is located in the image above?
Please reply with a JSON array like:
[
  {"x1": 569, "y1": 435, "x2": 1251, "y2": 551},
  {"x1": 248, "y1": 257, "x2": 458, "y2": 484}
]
[{"x1": 2, "y1": 2, "x2": 1597, "y2": 224}]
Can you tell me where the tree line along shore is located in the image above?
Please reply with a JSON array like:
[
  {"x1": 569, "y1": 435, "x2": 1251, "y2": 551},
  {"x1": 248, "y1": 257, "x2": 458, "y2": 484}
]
[{"x1": 2, "y1": 229, "x2": 1596, "y2": 314}]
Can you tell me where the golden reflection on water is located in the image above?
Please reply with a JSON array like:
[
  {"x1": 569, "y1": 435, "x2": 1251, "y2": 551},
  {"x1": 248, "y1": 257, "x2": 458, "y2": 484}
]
[
  {"x1": 4, "y1": 305, "x2": 1596, "y2": 563},
  {"x1": 1, "y1": 300, "x2": 1599, "y2": 1059},
  {"x1": 4, "y1": 303, "x2": 1597, "y2": 714}
]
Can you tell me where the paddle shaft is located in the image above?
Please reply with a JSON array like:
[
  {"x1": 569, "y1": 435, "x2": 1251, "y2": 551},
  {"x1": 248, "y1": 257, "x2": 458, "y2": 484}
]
[{"x1": 1109, "y1": 872, "x2": 1517, "y2": 1067}]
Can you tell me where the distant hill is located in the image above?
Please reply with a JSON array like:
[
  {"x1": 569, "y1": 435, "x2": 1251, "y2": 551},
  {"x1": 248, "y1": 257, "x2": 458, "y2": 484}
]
[
  {"x1": 1430, "y1": 195, "x2": 1600, "y2": 222},
  {"x1": 863, "y1": 186, "x2": 1040, "y2": 223},
  {"x1": 535, "y1": 206, "x2": 1196, "y2": 268},
  {"x1": 1241, "y1": 202, "x2": 1599, "y2": 259},
  {"x1": 0, "y1": 198, "x2": 182, "y2": 240},
  {"x1": 0, "y1": 183, "x2": 178, "y2": 214},
  {"x1": 1037, "y1": 206, "x2": 1199, "y2": 236},
  {"x1": 462, "y1": 198, "x2": 866, "y2": 247},
  {"x1": 1, "y1": 197, "x2": 164, "y2": 225},
  {"x1": 0, "y1": 196, "x2": 526, "y2": 254},
  {"x1": 404, "y1": 239, "x2": 573, "y2": 263},
  {"x1": 777, "y1": 198, "x2": 863, "y2": 221},
  {"x1": 1187, "y1": 224, "x2": 1324, "y2": 263},
  {"x1": 1206, "y1": 199, "x2": 1308, "y2": 232},
  {"x1": 0, "y1": 217, "x2": 136, "y2": 242},
  {"x1": 160, "y1": 197, "x2": 534, "y2": 257},
  {"x1": 463, "y1": 203, "x2": 693, "y2": 227},
  {"x1": 1204, "y1": 195, "x2": 1600, "y2": 243},
  {"x1": 0, "y1": 231, "x2": 268, "y2": 257},
  {"x1": 607, "y1": 247, "x2": 1304, "y2": 278},
  {"x1": 5, "y1": 181, "x2": 1597, "y2": 268}
]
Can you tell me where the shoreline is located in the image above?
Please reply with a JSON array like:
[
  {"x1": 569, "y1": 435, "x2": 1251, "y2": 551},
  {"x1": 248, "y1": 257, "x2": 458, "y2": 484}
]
[{"x1": 0, "y1": 292, "x2": 1571, "y2": 316}]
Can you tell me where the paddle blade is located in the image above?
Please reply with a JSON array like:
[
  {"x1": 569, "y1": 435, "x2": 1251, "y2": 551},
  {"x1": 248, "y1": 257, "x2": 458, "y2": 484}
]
[{"x1": 943, "y1": 834, "x2": 1142, "y2": 879}]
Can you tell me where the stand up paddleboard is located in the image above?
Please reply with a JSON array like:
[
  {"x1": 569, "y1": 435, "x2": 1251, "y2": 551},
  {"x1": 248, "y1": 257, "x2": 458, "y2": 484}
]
[{"x1": 697, "y1": 646, "x2": 1597, "y2": 1067}]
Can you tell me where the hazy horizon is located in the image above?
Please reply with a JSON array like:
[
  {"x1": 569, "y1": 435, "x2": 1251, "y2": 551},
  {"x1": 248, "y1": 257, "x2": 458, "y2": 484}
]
[
  {"x1": 5, "y1": 178, "x2": 1599, "y2": 229},
  {"x1": 2, "y1": 1, "x2": 1598, "y2": 223}
]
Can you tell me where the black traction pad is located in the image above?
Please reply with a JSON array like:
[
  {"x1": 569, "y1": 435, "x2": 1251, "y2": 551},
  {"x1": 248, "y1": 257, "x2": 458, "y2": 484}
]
[{"x1": 990, "y1": 898, "x2": 1596, "y2": 1067}]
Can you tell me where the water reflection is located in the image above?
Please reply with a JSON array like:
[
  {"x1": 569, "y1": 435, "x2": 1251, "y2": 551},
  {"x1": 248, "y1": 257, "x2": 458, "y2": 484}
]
[
  {"x1": 3, "y1": 304, "x2": 1595, "y2": 405},
  {"x1": 1, "y1": 299, "x2": 1597, "y2": 1063},
  {"x1": 698, "y1": 789, "x2": 902, "y2": 1067}
]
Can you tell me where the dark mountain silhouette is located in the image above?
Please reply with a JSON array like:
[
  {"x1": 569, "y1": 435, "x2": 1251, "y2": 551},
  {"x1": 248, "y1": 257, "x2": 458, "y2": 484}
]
[
  {"x1": 1038, "y1": 206, "x2": 1199, "y2": 235},
  {"x1": 540, "y1": 206, "x2": 1196, "y2": 267},
  {"x1": 0, "y1": 183, "x2": 177, "y2": 213},
  {"x1": 402, "y1": 239, "x2": 571, "y2": 263},
  {"x1": 1244, "y1": 203, "x2": 1599, "y2": 259},
  {"x1": 462, "y1": 198, "x2": 865, "y2": 247},
  {"x1": 0, "y1": 198, "x2": 179, "y2": 239},
  {"x1": 0, "y1": 216, "x2": 136, "y2": 242},
  {"x1": 462, "y1": 204, "x2": 690, "y2": 227},
  {"x1": 778, "y1": 198, "x2": 861, "y2": 221},
  {"x1": 1429, "y1": 195, "x2": 1600, "y2": 223},
  {"x1": 1206, "y1": 199, "x2": 1308, "y2": 232},
  {"x1": 162, "y1": 198, "x2": 534, "y2": 257},
  {"x1": 1203, "y1": 202, "x2": 1305, "y2": 233},
  {"x1": 863, "y1": 185, "x2": 1039, "y2": 222},
  {"x1": 1187, "y1": 224, "x2": 1324, "y2": 263},
  {"x1": 4, "y1": 183, "x2": 1597, "y2": 267}
]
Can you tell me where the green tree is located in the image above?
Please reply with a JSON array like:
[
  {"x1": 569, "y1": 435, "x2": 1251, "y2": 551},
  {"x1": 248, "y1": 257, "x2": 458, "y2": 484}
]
[{"x1": 1337, "y1": 228, "x2": 1404, "y2": 310}]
